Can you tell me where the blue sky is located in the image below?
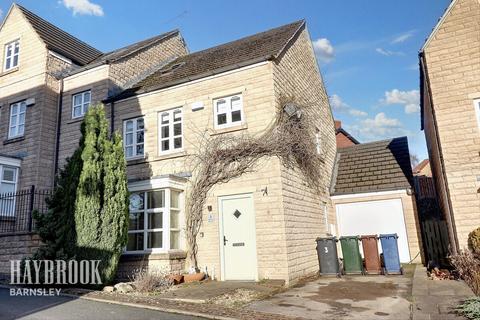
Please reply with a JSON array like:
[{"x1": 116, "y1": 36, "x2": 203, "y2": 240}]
[{"x1": 0, "y1": 0, "x2": 450, "y2": 159}]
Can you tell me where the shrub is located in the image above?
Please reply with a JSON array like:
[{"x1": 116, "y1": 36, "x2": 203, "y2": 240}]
[
  {"x1": 130, "y1": 267, "x2": 172, "y2": 293},
  {"x1": 450, "y1": 250, "x2": 480, "y2": 296},
  {"x1": 457, "y1": 297, "x2": 480, "y2": 320},
  {"x1": 469, "y1": 228, "x2": 480, "y2": 255}
]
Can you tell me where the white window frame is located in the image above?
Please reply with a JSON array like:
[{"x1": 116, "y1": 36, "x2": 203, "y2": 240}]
[
  {"x1": 158, "y1": 108, "x2": 183, "y2": 155},
  {"x1": 126, "y1": 188, "x2": 184, "y2": 253},
  {"x1": 123, "y1": 117, "x2": 145, "y2": 160},
  {"x1": 71, "y1": 90, "x2": 91, "y2": 119},
  {"x1": 213, "y1": 94, "x2": 244, "y2": 129},
  {"x1": 0, "y1": 163, "x2": 19, "y2": 217},
  {"x1": 4, "y1": 40, "x2": 20, "y2": 71},
  {"x1": 8, "y1": 101, "x2": 26, "y2": 139},
  {"x1": 474, "y1": 99, "x2": 480, "y2": 131}
]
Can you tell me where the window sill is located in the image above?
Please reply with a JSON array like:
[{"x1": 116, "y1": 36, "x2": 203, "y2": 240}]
[
  {"x1": 67, "y1": 117, "x2": 84, "y2": 124},
  {"x1": 120, "y1": 250, "x2": 187, "y2": 261},
  {"x1": 3, "y1": 136, "x2": 25, "y2": 145},
  {"x1": 0, "y1": 67, "x2": 19, "y2": 77},
  {"x1": 211, "y1": 124, "x2": 248, "y2": 135},
  {"x1": 153, "y1": 150, "x2": 187, "y2": 161},
  {"x1": 126, "y1": 155, "x2": 148, "y2": 165}
]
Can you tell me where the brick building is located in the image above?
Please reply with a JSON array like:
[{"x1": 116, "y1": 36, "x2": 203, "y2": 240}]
[{"x1": 420, "y1": 0, "x2": 480, "y2": 252}]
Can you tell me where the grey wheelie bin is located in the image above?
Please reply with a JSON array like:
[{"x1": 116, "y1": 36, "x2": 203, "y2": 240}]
[{"x1": 316, "y1": 237, "x2": 341, "y2": 276}]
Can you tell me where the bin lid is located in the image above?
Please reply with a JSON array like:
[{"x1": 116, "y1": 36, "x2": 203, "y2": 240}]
[
  {"x1": 379, "y1": 233, "x2": 398, "y2": 239},
  {"x1": 316, "y1": 236, "x2": 337, "y2": 241},
  {"x1": 339, "y1": 235, "x2": 359, "y2": 240},
  {"x1": 360, "y1": 234, "x2": 378, "y2": 239}
]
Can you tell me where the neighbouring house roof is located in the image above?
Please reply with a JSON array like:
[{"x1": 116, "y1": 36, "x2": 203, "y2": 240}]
[
  {"x1": 65, "y1": 29, "x2": 182, "y2": 76},
  {"x1": 413, "y1": 159, "x2": 430, "y2": 176},
  {"x1": 335, "y1": 120, "x2": 360, "y2": 146},
  {"x1": 16, "y1": 4, "x2": 102, "y2": 65},
  {"x1": 107, "y1": 20, "x2": 306, "y2": 102},
  {"x1": 331, "y1": 137, "x2": 413, "y2": 196}
]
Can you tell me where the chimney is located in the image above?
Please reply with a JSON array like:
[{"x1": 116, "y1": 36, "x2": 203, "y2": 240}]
[{"x1": 334, "y1": 120, "x2": 341, "y2": 130}]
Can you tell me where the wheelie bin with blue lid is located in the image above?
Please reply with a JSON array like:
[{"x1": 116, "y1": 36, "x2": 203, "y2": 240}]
[
  {"x1": 379, "y1": 233, "x2": 403, "y2": 275},
  {"x1": 316, "y1": 237, "x2": 341, "y2": 276},
  {"x1": 339, "y1": 236, "x2": 364, "y2": 275}
]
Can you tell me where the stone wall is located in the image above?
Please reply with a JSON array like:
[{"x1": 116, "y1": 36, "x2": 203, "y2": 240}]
[{"x1": 0, "y1": 233, "x2": 41, "y2": 281}]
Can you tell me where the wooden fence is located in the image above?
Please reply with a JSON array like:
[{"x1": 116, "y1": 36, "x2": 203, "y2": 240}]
[{"x1": 422, "y1": 219, "x2": 450, "y2": 264}]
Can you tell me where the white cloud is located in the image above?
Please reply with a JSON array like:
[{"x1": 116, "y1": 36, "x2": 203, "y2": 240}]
[
  {"x1": 61, "y1": 0, "x2": 104, "y2": 16},
  {"x1": 375, "y1": 48, "x2": 404, "y2": 56},
  {"x1": 313, "y1": 38, "x2": 334, "y2": 64},
  {"x1": 346, "y1": 112, "x2": 409, "y2": 141},
  {"x1": 383, "y1": 89, "x2": 420, "y2": 114},
  {"x1": 329, "y1": 94, "x2": 367, "y2": 117},
  {"x1": 391, "y1": 31, "x2": 415, "y2": 44}
]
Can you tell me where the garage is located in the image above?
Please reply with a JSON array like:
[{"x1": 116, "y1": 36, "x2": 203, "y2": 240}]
[
  {"x1": 330, "y1": 137, "x2": 423, "y2": 263},
  {"x1": 336, "y1": 199, "x2": 410, "y2": 262}
]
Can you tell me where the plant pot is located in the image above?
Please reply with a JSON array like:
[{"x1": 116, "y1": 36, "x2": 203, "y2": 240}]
[
  {"x1": 168, "y1": 274, "x2": 184, "y2": 285},
  {"x1": 184, "y1": 272, "x2": 205, "y2": 283}
]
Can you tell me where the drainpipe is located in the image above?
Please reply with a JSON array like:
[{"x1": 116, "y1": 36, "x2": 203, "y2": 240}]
[
  {"x1": 419, "y1": 52, "x2": 459, "y2": 254},
  {"x1": 110, "y1": 101, "x2": 115, "y2": 137},
  {"x1": 53, "y1": 78, "x2": 64, "y2": 182}
]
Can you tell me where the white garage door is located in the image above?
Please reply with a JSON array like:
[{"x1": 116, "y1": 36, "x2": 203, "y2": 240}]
[{"x1": 336, "y1": 198, "x2": 411, "y2": 263}]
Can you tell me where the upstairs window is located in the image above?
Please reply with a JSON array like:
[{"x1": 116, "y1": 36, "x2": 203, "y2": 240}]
[
  {"x1": 213, "y1": 94, "x2": 244, "y2": 129},
  {"x1": 124, "y1": 117, "x2": 145, "y2": 159},
  {"x1": 159, "y1": 108, "x2": 183, "y2": 154},
  {"x1": 9, "y1": 101, "x2": 26, "y2": 138},
  {"x1": 72, "y1": 91, "x2": 91, "y2": 118},
  {"x1": 4, "y1": 40, "x2": 19, "y2": 71}
]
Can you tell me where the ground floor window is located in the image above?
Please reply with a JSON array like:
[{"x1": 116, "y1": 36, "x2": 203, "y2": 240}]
[
  {"x1": 0, "y1": 164, "x2": 18, "y2": 216},
  {"x1": 127, "y1": 188, "x2": 182, "y2": 252}
]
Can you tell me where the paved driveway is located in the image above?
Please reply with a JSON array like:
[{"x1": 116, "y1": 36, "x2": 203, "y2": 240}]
[
  {"x1": 249, "y1": 275, "x2": 413, "y2": 320},
  {"x1": 0, "y1": 288, "x2": 204, "y2": 320}
]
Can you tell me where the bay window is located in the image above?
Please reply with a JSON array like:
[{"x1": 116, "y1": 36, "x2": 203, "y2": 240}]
[
  {"x1": 123, "y1": 117, "x2": 145, "y2": 159},
  {"x1": 159, "y1": 108, "x2": 183, "y2": 154},
  {"x1": 213, "y1": 94, "x2": 244, "y2": 129},
  {"x1": 127, "y1": 188, "x2": 183, "y2": 252}
]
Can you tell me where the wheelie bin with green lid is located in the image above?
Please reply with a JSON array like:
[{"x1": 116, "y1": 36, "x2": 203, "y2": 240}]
[
  {"x1": 316, "y1": 237, "x2": 341, "y2": 276},
  {"x1": 379, "y1": 233, "x2": 403, "y2": 275},
  {"x1": 339, "y1": 236, "x2": 364, "y2": 274}
]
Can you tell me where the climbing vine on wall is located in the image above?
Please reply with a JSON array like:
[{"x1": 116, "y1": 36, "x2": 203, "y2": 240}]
[{"x1": 185, "y1": 96, "x2": 325, "y2": 269}]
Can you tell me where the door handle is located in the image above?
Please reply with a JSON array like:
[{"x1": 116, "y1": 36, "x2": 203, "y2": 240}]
[{"x1": 224, "y1": 236, "x2": 228, "y2": 246}]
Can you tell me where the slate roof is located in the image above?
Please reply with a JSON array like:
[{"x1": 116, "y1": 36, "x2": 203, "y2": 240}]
[
  {"x1": 107, "y1": 20, "x2": 305, "y2": 102},
  {"x1": 331, "y1": 137, "x2": 413, "y2": 196},
  {"x1": 16, "y1": 4, "x2": 102, "y2": 65},
  {"x1": 66, "y1": 30, "x2": 181, "y2": 76}
]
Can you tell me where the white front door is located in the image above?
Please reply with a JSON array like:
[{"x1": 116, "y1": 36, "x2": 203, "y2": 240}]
[{"x1": 219, "y1": 193, "x2": 257, "y2": 281}]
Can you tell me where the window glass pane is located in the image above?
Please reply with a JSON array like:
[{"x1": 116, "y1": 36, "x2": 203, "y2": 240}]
[
  {"x1": 173, "y1": 110, "x2": 182, "y2": 121},
  {"x1": 129, "y1": 193, "x2": 144, "y2": 211},
  {"x1": 84, "y1": 91, "x2": 91, "y2": 103},
  {"x1": 161, "y1": 140, "x2": 169, "y2": 151},
  {"x1": 18, "y1": 125, "x2": 24, "y2": 135},
  {"x1": 231, "y1": 110, "x2": 242, "y2": 122},
  {"x1": 74, "y1": 106, "x2": 81, "y2": 118},
  {"x1": 147, "y1": 232, "x2": 163, "y2": 249},
  {"x1": 6, "y1": 45, "x2": 11, "y2": 56},
  {"x1": 127, "y1": 233, "x2": 144, "y2": 251},
  {"x1": 13, "y1": 55, "x2": 18, "y2": 67},
  {"x1": 9, "y1": 127, "x2": 15, "y2": 137},
  {"x1": 137, "y1": 118, "x2": 144, "y2": 129},
  {"x1": 147, "y1": 190, "x2": 165, "y2": 208},
  {"x1": 216, "y1": 100, "x2": 227, "y2": 114},
  {"x1": 161, "y1": 113, "x2": 169, "y2": 124},
  {"x1": 11, "y1": 105, "x2": 17, "y2": 115},
  {"x1": 19, "y1": 113, "x2": 25, "y2": 125},
  {"x1": 174, "y1": 138, "x2": 182, "y2": 149},
  {"x1": 231, "y1": 96, "x2": 241, "y2": 111},
  {"x1": 10, "y1": 115, "x2": 17, "y2": 125},
  {"x1": 0, "y1": 182, "x2": 15, "y2": 194},
  {"x1": 74, "y1": 95, "x2": 82, "y2": 106},
  {"x1": 125, "y1": 133, "x2": 133, "y2": 145},
  {"x1": 5, "y1": 57, "x2": 11, "y2": 69},
  {"x1": 2, "y1": 168, "x2": 15, "y2": 182},
  {"x1": 147, "y1": 212, "x2": 163, "y2": 229},
  {"x1": 170, "y1": 191, "x2": 180, "y2": 208},
  {"x1": 136, "y1": 130, "x2": 144, "y2": 143},
  {"x1": 20, "y1": 103, "x2": 26, "y2": 112},
  {"x1": 14, "y1": 42, "x2": 19, "y2": 54},
  {"x1": 161, "y1": 126, "x2": 169, "y2": 138},
  {"x1": 83, "y1": 102, "x2": 90, "y2": 113},
  {"x1": 125, "y1": 146, "x2": 133, "y2": 157},
  {"x1": 170, "y1": 231, "x2": 180, "y2": 249},
  {"x1": 170, "y1": 209, "x2": 180, "y2": 228},
  {"x1": 128, "y1": 212, "x2": 143, "y2": 231},
  {"x1": 217, "y1": 114, "x2": 227, "y2": 125},
  {"x1": 173, "y1": 123, "x2": 181, "y2": 136},
  {"x1": 125, "y1": 120, "x2": 134, "y2": 132},
  {"x1": 136, "y1": 144, "x2": 144, "y2": 156}
]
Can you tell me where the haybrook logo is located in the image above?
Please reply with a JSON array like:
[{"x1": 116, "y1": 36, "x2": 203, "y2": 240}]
[{"x1": 10, "y1": 260, "x2": 102, "y2": 286}]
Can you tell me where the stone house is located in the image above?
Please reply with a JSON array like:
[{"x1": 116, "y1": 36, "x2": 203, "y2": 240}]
[
  {"x1": 0, "y1": 4, "x2": 336, "y2": 285},
  {"x1": 419, "y1": 0, "x2": 480, "y2": 253}
]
